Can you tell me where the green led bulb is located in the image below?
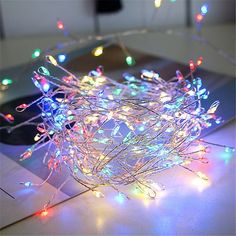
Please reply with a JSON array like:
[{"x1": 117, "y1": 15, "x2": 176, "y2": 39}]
[
  {"x1": 125, "y1": 56, "x2": 135, "y2": 66},
  {"x1": 113, "y1": 88, "x2": 122, "y2": 96},
  {"x1": 1, "y1": 77, "x2": 13, "y2": 86},
  {"x1": 32, "y1": 48, "x2": 41, "y2": 59}
]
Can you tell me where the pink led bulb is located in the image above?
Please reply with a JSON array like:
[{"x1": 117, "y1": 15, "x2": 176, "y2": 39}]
[
  {"x1": 195, "y1": 14, "x2": 204, "y2": 23},
  {"x1": 57, "y1": 20, "x2": 64, "y2": 30},
  {"x1": 189, "y1": 60, "x2": 195, "y2": 71},
  {"x1": 20, "y1": 149, "x2": 32, "y2": 161}
]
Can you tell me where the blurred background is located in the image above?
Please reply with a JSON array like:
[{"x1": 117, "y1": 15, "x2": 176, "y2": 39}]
[{"x1": 0, "y1": 0, "x2": 235, "y2": 38}]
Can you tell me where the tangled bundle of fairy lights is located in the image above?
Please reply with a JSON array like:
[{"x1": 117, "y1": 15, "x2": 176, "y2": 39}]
[{"x1": 5, "y1": 55, "x2": 225, "y2": 201}]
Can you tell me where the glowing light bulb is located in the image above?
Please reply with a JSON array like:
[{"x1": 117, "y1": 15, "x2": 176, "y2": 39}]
[
  {"x1": 92, "y1": 46, "x2": 104, "y2": 57},
  {"x1": 192, "y1": 177, "x2": 211, "y2": 192},
  {"x1": 196, "y1": 171, "x2": 208, "y2": 181},
  {"x1": 40, "y1": 210, "x2": 48, "y2": 217},
  {"x1": 224, "y1": 147, "x2": 235, "y2": 153},
  {"x1": 93, "y1": 190, "x2": 104, "y2": 198},
  {"x1": 189, "y1": 60, "x2": 195, "y2": 71},
  {"x1": 38, "y1": 66, "x2": 50, "y2": 76},
  {"x1": 141, "y1": 70, "x2": 159, "y2": 81},
  {"x1": 115, "y1": 193, "x2": 126, "y2": 204},
  {"x1": 42, "y1": 81, "x2": 50, "y2": 92},
  {"x1": 58, "y1": 54, "x2": 66, "y2": 63},
  {"x1": 19, "y1": 103, "x2": 27, "y2": 108},
  {"x1": 32, "y1": 48, "x2": 41, "y2": 59},
  {"x1": 197, "y1": 56, "x2": 203, "y2": 66},
  {"x1": 16, "y1": 103, "x2": 28, "y2": 112},
  {"x1": 24, "y1": 181, "x2": 32, "y2": 187},
  {"x1": 195, "y1": 13, "x2": 204, "y2": 23},
  {"x1": 154, "y1": 0, "x2": 162, "y2": 8},
  {"x1": 57, "y1": 20, "x2": 64, "y2": 30},
  {"x1": 201, "y1": 4, "x2": 208, "y2": 15},
  {"x1": 207, "y1": 101, "x2": 220, "y2": 114},
  {"x1": 125, "y1": 56, "x2": 135, "y2": 66},
  {"x1": 96, "y1": 65, "x2": 104, "y2": 75},
  {"x1": 2, "y1": 78, "x2": 13, "y2": 86},
  {"x1": 20, "y1": 149, "x2": 32, "y2": 161},
  {"x1": 46, "y1": 55, "x2": 58, "y2": 66},
  {"x1": 198, "y1": 145, "x2": 206, "y2": 154},
  {"x1": 34, "y1": 133, "x2": 41, "y2": 142},
  {"x1": 138, "y1": 126, "x2": 145, "y2": 132},
  {"x1": 176, "y1": 70, "x2": 183, "y2": 80},
  {"x1": 5, "y1": 114, "x2": 14, "y2": 122}
]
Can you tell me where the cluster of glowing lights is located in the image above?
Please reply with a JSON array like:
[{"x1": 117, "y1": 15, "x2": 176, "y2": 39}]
[
  {"x1": 31, "y1": 66, "x2": 51, "y2": 93},
  {"x1": 2, "y1": 6, "x2": 235, "y2": 212},
  {"x1": 1, "y1": 8, "x2": 235, "y2": 216},
  {"x1": 2, "y1": 54, "x2": 233, "y2": 214},
  {"x1": 195, "y1": 3, "x2": 208, "y2": 23}
]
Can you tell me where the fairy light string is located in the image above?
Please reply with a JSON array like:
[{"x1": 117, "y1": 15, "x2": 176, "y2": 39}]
[
  {"x1": 44, "y1": 24, "x2": 236, "y2": 67},
  {"x1": 1, "y1": 54, "x2": 232, "y2": 213},
  {"x1": 0, "y1": 3, "x2": 235, "y2": 214}
]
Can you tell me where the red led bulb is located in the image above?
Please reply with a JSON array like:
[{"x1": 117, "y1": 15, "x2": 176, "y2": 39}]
[
  {"x1": 5, "y1": 114, "x2": 14, "y2": 122},
  {"x1": 189, "y1": 60, "x2": 195, "y2": 71},
  {"x1": 57, "y1": 20, "x2": 64, "y2": 30},
  {"x1": 195, "y1": 14, "x2": 204, "y2": 23},
  {"x1": 197, "y1": 56, "x2": 203, "y2": 66}
]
